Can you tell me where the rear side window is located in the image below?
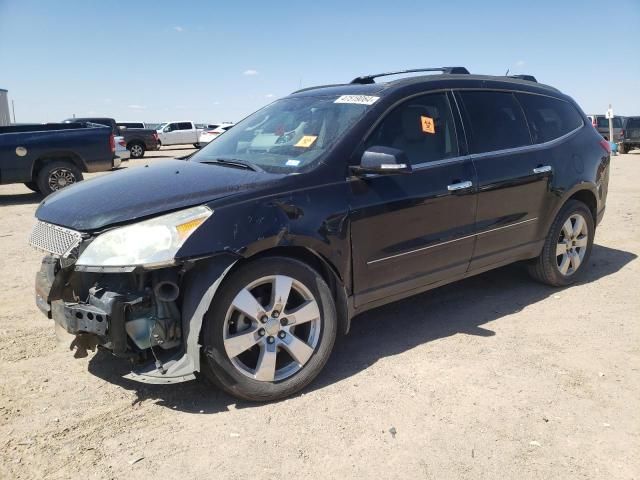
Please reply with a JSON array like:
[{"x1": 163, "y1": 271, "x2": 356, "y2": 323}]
[
  {"x1": 458, "y1": 91, "x2": 531, "y2": 154},
  {"x1": 178, "y1": 122, "x2": 192, "y2": 130},
  {"x1": 516, "y1": 93, "x2": 583, "y2": 143},
  {"x1": 627, "y1": 118, "x2": 640, "y2": 129},
  {"x1": 365, "y1": 92, "x2": 459, "y2": 165}
]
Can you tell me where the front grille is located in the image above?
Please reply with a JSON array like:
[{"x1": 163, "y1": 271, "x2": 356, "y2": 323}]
[{"x1": 29, "y1": 221, "x2": 83, "y2": 257}]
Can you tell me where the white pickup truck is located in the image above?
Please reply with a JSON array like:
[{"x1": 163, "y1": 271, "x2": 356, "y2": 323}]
[{"x1": 156, "y1": 121, "x2": 202, "y2": 148}]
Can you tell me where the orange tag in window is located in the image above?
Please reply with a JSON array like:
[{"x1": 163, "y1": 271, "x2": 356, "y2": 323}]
[
  {"x1": 295, "y1": 135, "x2": 317, "y2": 148},
  {"x1": 420, "y1": 115, "x2": 435, "y2": 134}
]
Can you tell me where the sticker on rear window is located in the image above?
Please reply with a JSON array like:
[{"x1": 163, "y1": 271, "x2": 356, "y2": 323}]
[
  {"x1": 286, "y1": 159, "x2": 301, "y2": 166},
  {"x1": 294, "y1": 135, "x2": 317, "y2": 148},
  {"x1": 420, "y1": 115, "x2": 435, "y2": 134},
  {"x1": 334, "y1": 95, "x2": 380, "y2": 105}
]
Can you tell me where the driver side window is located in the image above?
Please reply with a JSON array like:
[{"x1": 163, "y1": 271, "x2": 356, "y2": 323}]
[{"x1": 366, "y1": 93, "x2": 459, "y2": 165}]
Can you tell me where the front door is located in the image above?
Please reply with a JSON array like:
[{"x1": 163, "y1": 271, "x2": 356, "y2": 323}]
[{"x1": 349, "y1": 92, "x2": 477, "y2": 307}]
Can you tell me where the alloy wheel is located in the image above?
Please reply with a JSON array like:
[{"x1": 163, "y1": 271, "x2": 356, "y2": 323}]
[
  {"x1": 48, "y1": 168, "x2": 76, "y2": 191},
  {"x1": 130, "y1": 144, "x2": 143, "y2": 157},
  {"x1": 223, "y1": 275, "x2": 321, "y2": 382},
  {"x1": 556, "y1": 213, "x2": 589, "y2": 276}
]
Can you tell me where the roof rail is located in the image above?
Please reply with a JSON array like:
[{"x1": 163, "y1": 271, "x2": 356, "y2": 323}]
[
  {"x1": 350, "y1": 67, "x2": 470, "y2": 85},
  {"x1": 509, "y1": 74, "x2": 537, "y2": 82}
]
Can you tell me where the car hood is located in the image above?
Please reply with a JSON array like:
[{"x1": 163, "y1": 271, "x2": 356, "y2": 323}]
[{"x1": 35, "y1": 160, "x2": 283, "y2": 231}]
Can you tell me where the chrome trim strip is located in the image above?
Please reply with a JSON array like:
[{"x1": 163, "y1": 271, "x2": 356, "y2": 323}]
[{"x1": 367, "y1": 217, "x2": 538, "y2": 265}]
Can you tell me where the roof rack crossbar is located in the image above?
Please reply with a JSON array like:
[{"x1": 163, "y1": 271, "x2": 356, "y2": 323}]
[
  {"x1": 350, "y1": 67, "x2": 470, "y2": 84},
  {"x1": 508, "y1": 74, "x2": 537, "y2": 83}
]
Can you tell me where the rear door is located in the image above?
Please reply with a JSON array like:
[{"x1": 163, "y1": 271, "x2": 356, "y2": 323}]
[
  {"x1": 178, "y1": 122, "x2": 195, "y2": 143},
  {"x1": 456, "y1": 90, "x2": 550, "y2": 270},
  {"x1": 349, "y1": 91, "x2": 477, "y2": 307}
]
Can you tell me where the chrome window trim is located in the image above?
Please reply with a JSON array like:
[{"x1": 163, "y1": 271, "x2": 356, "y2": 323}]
[{"x1": 367, "y1": 217, "x2": 538, "y2": 265}]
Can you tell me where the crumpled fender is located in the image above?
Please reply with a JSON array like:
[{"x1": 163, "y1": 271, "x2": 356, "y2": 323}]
[{"x1": 124, "y1": 255, "x2": 237, "y2": 384}]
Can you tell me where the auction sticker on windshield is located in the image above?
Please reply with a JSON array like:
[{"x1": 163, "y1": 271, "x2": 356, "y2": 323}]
[
  {"x1": 295, "y1": 135, "x2": 318, "y2": 148},
  {"x1": 334, "y1": 95, "x2": 380, "y2": 105}
]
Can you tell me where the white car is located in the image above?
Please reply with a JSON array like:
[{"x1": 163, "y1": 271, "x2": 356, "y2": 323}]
[
  {"x1": 156, "y1": 121, "x2": 202, "y2": 148},
  {"x1": 197, "y1": 123, "x2": 234, "y2": 147}
]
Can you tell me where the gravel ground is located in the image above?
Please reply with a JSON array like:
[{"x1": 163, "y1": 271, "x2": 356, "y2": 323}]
[{"x1": 0, "y1": 147, "x2": 638, "y2": 479}]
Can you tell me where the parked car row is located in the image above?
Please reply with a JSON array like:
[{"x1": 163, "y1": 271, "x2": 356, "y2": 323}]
[{"x1": 587, "y1": 114, "x2": 640, "y2": 153}]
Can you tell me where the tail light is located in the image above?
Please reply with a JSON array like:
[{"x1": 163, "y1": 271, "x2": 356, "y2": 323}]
[
  {"x1": 619, "y1": 129, "x2": 625, "y2": 140},
  {"x1": 118, "y1": 139, "x2": 126, "y2": 147},
  {"x1": 109, "y1": 134, "x2": 115, "y2": 153},
  {"x1": 598, "y1": 138, "x2": 611, "y2": 153},
  {"x1": 153, "y1": 132, "x2": 158, "y2": 140},
  {"x1": 591, "y1": 118, "x2": 597, "y2": 127}
]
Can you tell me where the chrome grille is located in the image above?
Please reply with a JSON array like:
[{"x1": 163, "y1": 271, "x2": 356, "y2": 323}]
[{"x1": 29, "y1": 221, "x2": 83, "y2": 257}]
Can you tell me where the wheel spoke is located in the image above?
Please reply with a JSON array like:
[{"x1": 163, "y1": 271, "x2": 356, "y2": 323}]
[
  {"x1": 558, "y1": 254, "x2": 570, "y2": 275},
  {"x1": 232, "y1": 288, "x2": 265, "y2": 321},
  {"x1": 271, "y1": 275, "x2": 293, "y2": 311},
  {"x1": 287, "y1": 299, "x2": 320, "y2": 326},
  {"x1": 574, "y1": 236, "x2": 588, "y2": 248},
  {"x1": 224, "y1": 328, "x2": 261, "y2": 358},
  {"x1": 254, "y1": 343, "x2": 277, "y2": 381},
  {"x1": 562, "y1": 220, "x2": 573, "y2": 240},
  {"x1": 570, "y1": 251, "x2": 582, "y2": 271},
  {"x1": 572, "y1": 215, "x2": 585, "y2": 237},
  {"x1": 281, "y1": 334, "x2": 314, "y2": 366},
  {"x1": 556, "y1": 242, "x2": 568, "y2": 256}
]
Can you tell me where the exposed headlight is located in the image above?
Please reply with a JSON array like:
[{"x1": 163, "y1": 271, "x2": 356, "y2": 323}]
[{"x1": 76, "y1": 206, "x2": 212, "y2": 268}]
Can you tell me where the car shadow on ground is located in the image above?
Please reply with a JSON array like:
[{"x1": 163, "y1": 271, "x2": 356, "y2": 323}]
[
  {"x1": 87, "y1": 243, "x2": 637, "y2": 414},
  {"x1": 0, "y1": 191, "x2": 43, "y2": 206}
]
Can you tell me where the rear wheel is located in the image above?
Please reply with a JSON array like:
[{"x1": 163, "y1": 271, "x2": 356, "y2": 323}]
[
  {"x1": 528, "y1": 200, "x2": 594, "y2": 286},
  {"x1": 129, "y1": 142, "x2": 145, "y2": 159},
  {"x1": 618, "y1": 143, "x2": 627, "y2": 154},
  {"x1": 24, "y1": 181, "x2": 40, "y2": 193},
  {"x1": 201, "y1": 256, "x2": 337, "y2": 402},
  {"x1": 36, "y1": 160, "x2": 83, "y2": 196},
  {"x1": 193, "y1": 143, "x2": 200, "y2": 148}
]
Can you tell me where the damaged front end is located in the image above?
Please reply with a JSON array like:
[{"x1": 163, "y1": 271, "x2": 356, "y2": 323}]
[{"x1": 30, "y1": 209, "x2": 236, "y2": 384}]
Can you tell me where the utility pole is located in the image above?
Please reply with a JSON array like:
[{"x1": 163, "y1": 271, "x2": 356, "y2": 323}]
[{"x1": 11, "y1": 100, "x2": 16, "y2": 124}]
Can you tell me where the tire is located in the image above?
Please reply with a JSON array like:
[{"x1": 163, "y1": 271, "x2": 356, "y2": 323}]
[
  {"x1": 618, "y1": 144, "x2": 627, "y2": 154},
  {"x1": 36, "y1": 160, "x2": 83, "y2": 196},
  {"x1": 24, "y1": 181, "x2": 40, "y2": 193},
  {"x1": 528, "y1": 200, "x2": 594, "y2": 287},
  {"x1": 128, "y1": 142, "x2": 145, "y2": 159},
  {"x1": 193, "y1": 143, "x2": 200, "y2": 148},
  {"x1": 157, "y1": 141, "x2": 162, "y2": 150},
  {"x1": 201, "y1": 256, "x2": 337, "y2": 402}
]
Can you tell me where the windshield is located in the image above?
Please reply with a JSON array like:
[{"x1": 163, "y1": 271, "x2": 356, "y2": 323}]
[{"x1": 191, "y1": 96, "x2": 371, "y2": 173}]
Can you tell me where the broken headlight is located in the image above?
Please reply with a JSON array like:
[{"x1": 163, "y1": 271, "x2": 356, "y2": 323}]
[{"x1": 76, "y1": 205, "x2": 212, "y2": 268}]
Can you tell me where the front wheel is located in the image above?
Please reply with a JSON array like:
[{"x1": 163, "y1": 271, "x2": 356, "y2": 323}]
[
  {"x1": 528, "y1": 200, "x2": 594, "y2": 286},
  {"x1": 36, "y1": 160, "x2": 83, "y2": 196},
  {"x1": 201, "y1": 257, "x2": 337, "y2": 402}
]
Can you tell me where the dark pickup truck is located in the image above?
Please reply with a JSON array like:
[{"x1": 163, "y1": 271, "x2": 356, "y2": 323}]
[
  {"x1": 620, "y1": 117, "x2": 640, "y2": 154},
  {"x1": 63, "y1": 117, "x2": 159, "y2": 159},
  {"x1": 0, "y1": 122, "x2": 118, "y2": 195}
]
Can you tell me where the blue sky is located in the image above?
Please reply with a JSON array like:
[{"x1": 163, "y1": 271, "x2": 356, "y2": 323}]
[{"x1": 1, "y1": 0, "x2": 638, "y2": 123}]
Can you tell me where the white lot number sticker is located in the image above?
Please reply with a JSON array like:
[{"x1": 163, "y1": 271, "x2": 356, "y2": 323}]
[{"x1": 334, "y1": 95, "x2": 380, "y2": 105}]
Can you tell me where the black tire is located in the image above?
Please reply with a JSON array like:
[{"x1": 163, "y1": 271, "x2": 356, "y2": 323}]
[
  {"x1": 128, "y1": 142, "x2": 145, "y2": 159},
  {"x1": 24, "y1": 181, "x2": 40, "y2": 193},
  {"x1": 618, "y1": 143, "x2": 627, "y2": 154},
  {"x1": 157, "y1": 141, "x2": 162, "y2": 150},
  {"x1": 528, "y1": 200, "x2": 595, "y2": 286},
  {"x1": 36, "y1": 160, "x2": 83, "y2": 196},
  {"x1": 193, "y1": 143, "x2": 200, "y2": 148},
  {"x1": 201, "y1": 256, "x2": 337, "y2": 402}
]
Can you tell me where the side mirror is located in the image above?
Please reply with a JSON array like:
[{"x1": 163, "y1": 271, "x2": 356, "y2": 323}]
[
  {"x1": 164, "y1": 127, "x2": 171, "y2": 132},
  {"x1": 352, "y1": 146, "x2": 412, "y2": 175}
]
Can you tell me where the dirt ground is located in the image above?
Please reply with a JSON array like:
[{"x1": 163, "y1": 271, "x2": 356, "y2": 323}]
[{"x1": 0, "y1": 148, "x2": 638, "y2": 480}]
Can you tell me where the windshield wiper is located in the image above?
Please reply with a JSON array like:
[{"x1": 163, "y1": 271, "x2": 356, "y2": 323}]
[{"x1": 201, "y1": 158, "x2": 262, "y2": 172}]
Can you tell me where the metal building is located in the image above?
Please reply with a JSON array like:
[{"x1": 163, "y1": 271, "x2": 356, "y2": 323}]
[{"x1": 0, "y1": 89, "x2": 10, "y2": 126}]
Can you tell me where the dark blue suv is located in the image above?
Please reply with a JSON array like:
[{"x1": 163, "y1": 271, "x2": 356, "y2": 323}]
[{"x1": 30, "y1": 67, "x2": 610, "y2": 401}]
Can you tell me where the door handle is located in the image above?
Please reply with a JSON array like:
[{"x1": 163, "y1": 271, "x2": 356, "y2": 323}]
[
  {"x1": 447, "y1": 180, "x2": 473, "y2": 191},
  {"x1": 533, "y1": 165, "x2": 552, "y2": 174}
]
